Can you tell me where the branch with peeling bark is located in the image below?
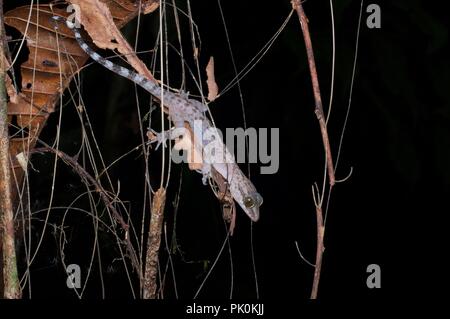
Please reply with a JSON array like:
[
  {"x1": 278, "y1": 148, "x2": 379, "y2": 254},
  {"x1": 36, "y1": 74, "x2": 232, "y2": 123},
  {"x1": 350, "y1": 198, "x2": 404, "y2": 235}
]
[
  {"x1": 0, "y1": 0, "x2": 21, "y2": 298},
  {"x1": 143, "y1": 187, "x2": 166, "y2": 299}
]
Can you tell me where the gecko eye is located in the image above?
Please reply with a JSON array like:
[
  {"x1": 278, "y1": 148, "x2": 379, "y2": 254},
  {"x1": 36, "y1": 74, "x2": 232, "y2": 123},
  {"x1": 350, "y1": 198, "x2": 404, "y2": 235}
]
[{"x1": 243, "y1": 196, "x2": 255, "y2": 208}]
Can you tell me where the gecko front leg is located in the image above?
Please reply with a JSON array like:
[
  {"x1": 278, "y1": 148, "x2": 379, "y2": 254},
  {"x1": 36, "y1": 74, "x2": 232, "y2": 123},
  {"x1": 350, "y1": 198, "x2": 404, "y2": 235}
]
[
  {"x1": 147, "y1": 128, "x2": 173, "y2": 150},
  {"x1": 199, "y1": 163, "x2": 212, "y2": 185},
  {"x1": 147, "y1": 111, "x2": 188, "y2": 149}
]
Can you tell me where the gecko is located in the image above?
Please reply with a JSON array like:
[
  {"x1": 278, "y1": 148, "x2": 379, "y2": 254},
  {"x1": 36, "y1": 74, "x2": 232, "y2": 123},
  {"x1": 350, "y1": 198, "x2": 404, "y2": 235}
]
[{"x1": 54, "y1": 16, "x2": 263, "y2": 222}]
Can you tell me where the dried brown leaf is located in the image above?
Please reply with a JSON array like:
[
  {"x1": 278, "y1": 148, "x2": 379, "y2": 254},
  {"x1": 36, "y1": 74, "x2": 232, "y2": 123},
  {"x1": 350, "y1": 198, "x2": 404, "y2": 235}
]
[
  {"x1": 69, "y1": 0, "x2": 156, "y2": 81},
  {"x1": 4, "y1": 1, "x2": 158, "y2": 203},
  {"x1": 206, "y1": 56, "x2": 218, "y2": 102}
]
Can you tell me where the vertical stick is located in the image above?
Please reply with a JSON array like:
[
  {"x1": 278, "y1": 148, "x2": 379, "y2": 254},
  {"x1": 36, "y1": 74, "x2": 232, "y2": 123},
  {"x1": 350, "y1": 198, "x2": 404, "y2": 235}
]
[
  {"x1": 292, "y1": 0, "x2": 335, "y2": 186},
  {"x1": 143, "y1": 187, "x2": 166, "y2": 299},
  {"x1": 291, "y1": 0, "x2": 334, "y2": 299},
  {"x1": 0, "y1": 0, "x2": 21, "y2": 299},
  {"x1": 310, "y1": 205, "x2": 324, "y2": 299}
]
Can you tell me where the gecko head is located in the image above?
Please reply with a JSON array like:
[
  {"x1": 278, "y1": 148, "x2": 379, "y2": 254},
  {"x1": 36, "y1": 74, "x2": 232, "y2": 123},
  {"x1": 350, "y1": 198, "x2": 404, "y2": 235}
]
[{"x1": 240, "y1": 192, "x2": 263, "y2": 222}]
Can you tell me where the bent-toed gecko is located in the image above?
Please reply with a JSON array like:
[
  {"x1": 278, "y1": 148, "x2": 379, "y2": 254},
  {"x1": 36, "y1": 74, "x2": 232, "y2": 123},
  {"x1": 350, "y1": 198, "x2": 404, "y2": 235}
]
[{"x1": 57, "y1": 17, "x2": 263, "y2": 221}]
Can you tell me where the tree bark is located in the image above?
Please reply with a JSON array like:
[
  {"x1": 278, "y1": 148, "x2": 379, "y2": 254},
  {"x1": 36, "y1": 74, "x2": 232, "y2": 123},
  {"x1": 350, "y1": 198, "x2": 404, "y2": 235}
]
[{"x1": 0, "y1": 0, "x2": 21, "y2": 299}]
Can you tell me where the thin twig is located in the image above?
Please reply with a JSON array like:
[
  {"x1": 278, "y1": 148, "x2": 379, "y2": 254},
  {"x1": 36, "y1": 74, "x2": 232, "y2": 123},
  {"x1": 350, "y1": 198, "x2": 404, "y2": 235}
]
[
  {"x1": 311, "y1": 203, "x2": 325, "y2": 299},
  {"x1": 292, "y1": 0, "x2": 334, "y2": 299},
  {"x1": 292, "y1": 0, "x2": 335, "y2": 186},
  {"x1": 294, "y1": 241, "x2": 315, "y2": 267}
]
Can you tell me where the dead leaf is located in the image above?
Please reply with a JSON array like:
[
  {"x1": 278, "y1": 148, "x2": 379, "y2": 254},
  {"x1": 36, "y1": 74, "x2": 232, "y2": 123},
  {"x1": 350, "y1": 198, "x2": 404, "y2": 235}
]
[
  {"x1": 193, "y1": 47, "x2": 199, "y2": 60},
  {"x1": 69, "y1": 0, "x2": 156, "y2": 82},
  {"x1": 206, "y1": 56, "x2": 218, "y2": 102},
  {"x1": 4, "y1": 1, "x2": 158, "y2": 203},
  {"x1": 142, "y1": 1, "x2": 160, "y2": 14}
]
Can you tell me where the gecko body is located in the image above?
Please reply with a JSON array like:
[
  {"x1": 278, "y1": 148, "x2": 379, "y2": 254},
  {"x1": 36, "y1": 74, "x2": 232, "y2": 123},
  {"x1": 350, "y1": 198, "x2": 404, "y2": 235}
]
[{"x1": 61, "y1": 18, "x2": 262, "y2": 221}]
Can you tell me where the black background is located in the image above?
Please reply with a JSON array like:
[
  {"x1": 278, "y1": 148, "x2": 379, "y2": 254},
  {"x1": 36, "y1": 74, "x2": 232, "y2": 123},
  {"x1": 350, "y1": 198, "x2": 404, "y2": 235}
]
[{"x1": 3, "y1": 0, "x2": 447, "y2": 302}]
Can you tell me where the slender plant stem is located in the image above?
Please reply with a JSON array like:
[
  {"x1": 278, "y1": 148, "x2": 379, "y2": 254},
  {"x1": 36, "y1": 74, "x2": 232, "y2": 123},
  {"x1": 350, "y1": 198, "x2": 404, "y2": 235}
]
[
  {"x1": 292, "y1": 0, "x2": 335, "y2": 186},
  {"x1": 291, "y1": 0, "x2": 334, "y2": 299},
  {"x1": 143, "y1": 187, "x2": 166, "y2": 299},
  {"x1": 310, "y1": 205, "x2": 324, "y2": 299},
  {"x1": 0, "y1": 0, "x2": 21, "y2": 299}
]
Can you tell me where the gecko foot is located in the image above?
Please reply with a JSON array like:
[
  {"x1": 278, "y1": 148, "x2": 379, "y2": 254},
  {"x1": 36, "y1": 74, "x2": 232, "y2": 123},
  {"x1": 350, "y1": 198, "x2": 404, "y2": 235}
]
[
  {"x1": 200, "y1": 164, "x2": 211, "y2": 185},
  {"x1": 147, "y1": 129, "x2": 170, "y2": 150},
  {"x1": 179, "y1": 90, "x2": 190, "y2": 99}
]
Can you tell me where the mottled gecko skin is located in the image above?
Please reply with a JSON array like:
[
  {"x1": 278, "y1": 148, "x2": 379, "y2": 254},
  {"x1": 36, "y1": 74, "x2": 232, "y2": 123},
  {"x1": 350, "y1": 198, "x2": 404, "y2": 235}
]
[{"x1": 63, "y1": 19, "x2": 262, "y2": 221}]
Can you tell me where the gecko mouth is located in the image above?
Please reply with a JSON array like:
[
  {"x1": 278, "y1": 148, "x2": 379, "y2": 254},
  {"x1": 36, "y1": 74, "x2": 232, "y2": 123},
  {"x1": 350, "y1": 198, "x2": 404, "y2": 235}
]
[{"x1": 250, "y1": 211, "x2": 260, "y2": 222}]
